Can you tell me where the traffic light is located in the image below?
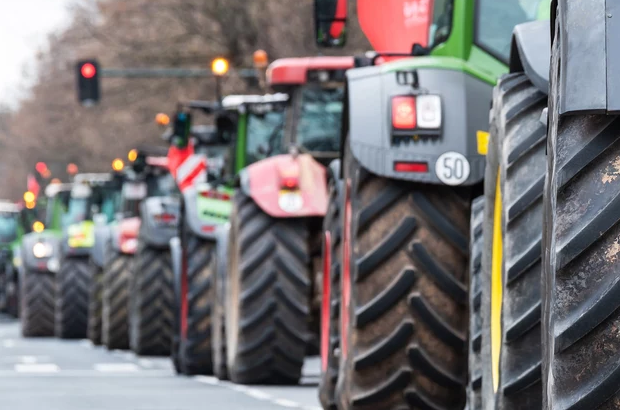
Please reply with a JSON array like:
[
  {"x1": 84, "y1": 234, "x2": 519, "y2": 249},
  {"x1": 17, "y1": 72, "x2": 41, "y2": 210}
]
[{"x1": 76, "y1": 59, "x2": 100, "y2": 105}]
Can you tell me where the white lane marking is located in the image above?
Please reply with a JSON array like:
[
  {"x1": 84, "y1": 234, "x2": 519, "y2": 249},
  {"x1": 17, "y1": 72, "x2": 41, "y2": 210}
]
[
  {"x1": 244, "y1": 389, "x2": 273, "y2": 401},
  {"x1": 14, "y1": 364, "x2": 60, "y2": 373},
  {"x1": 19, "y1": 356, "x2": 38, "y2": 364},
  {"x1": 138, "y1": 359, "x2": 154, "y2": 368},
  {"x1": 79, "y1": 340, "x2": 94, "y2": 348},
  {"x1": 94, "y1": 363, "x2": 140, "y2": 372},
  {"x1": 194, "y1": 375, "x2": 219, "y2": 385},
  {"x1": 2, "y1": 340, "x2": 15, "y2": 348},
  {"x1": 273, "y1": 399, "x2": 302, "y2": 408}
]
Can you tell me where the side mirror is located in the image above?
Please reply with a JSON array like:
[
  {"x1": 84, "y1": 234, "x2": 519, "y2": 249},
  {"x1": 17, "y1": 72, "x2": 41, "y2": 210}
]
[
  {"x1": 314, "y1": 0, "x2": 347, "y2": 48},
  {"x1": 172, "y1": 111, "x2": 192, "y2": 148}
]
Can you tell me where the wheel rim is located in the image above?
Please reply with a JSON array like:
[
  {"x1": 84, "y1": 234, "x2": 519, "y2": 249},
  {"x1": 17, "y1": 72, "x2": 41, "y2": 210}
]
[
  {"x1": 491, "y1": 169, "x2": 504, "y2": 394},
  {"x1": 321, "y1": 230, "x2": 332, "y2": 372}
]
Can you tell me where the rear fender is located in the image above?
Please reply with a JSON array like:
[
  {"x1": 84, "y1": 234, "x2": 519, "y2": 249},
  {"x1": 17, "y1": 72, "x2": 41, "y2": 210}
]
[
  {"x1": 92, "y1": 224, "x2": 112, "y2": 268},
  {"x1": 346, "y1": 62, "x2": 490, "y2": 185},
  {"x1": 183, "y1": 187, "x2": 232, "y2": 241},
  {"x1": 139, "y1": 196, "x2": 180, "y2": 248},
  {"x1": 553, "y1": 0, "x2": 620, "y2": 114},
  {"x1": 239, "y1": 154, "x2": 329, "y2": 218},
  {"x1": 21, "y1": 232, "x2": 61, "y2": 272},
  {"x1": 111, "y1": 217, "x2": 141, "y2": 255},
  {"x1": 510, "y1": 20, "x2": 551, "y2": 95}
]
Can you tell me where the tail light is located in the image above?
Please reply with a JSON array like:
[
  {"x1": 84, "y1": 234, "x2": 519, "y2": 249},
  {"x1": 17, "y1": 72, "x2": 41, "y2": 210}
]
[
  {"x1": 391, "y1": 95, "x2": 441, "y2": 130},
  {"x1": 199, "y1": 190, "x2": 231, "y2": 201},
  {"x1": 154, "y1": 213, "x2": 177, "y2": 223},
  {"x1": 280, "y1": 176, "x2": 299, "y2": 190},
  {"x1": 394, "y1": 161, "x2": 428, "y2": 173}
]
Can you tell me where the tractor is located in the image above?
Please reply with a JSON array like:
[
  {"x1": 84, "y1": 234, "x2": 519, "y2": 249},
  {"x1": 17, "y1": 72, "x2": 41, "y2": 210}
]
[
  {"x1": 165, "y1": 94, "x2": 289, "y2": 377},
  {"x1": 473, "y1": 0, "x2": 620, "y2": 409},
  {"x1": 221, "y1": 56, "x2": 353, "y2": 385},
  {"x1": 19, "y1": 183, "x2": 72, "y2": 337},
  {"x1": 101, "y1": 147, "x2": 177, "y2": 351},
  {"x1": 313, "y1": 0, "x2": 550, "y2": 409},
  {"x1": 0, "y1": 202, "x2": 23, "y2": 317},
  {"x1": 55, "y1": 173, "x2": 115, "y2": 339}
]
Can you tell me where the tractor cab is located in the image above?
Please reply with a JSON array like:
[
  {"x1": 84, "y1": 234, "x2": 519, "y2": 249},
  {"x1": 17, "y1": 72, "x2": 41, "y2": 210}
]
[
  {"x1": 266, "y1": 57, "x2": 353, "y2": 164},
  {"x1": 0, "y1": 202, "x2": 20, "y2": 249}
]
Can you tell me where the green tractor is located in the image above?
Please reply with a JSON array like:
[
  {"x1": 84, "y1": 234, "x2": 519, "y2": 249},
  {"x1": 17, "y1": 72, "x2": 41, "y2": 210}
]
[
  {"x1": 19, "y1": 183, "x2": 72, "y2": 337},
  {"x1": 165, "y1": 94, "x2": 288, "y2": 375},
  {"x1": 314, "y1": 0, "x2": 550, "y2": 408},
  {"x1": 55, "y1": 173, "x2": 121, "y2": 339},
  {"x1": 0, "y1": 201, "x2": 24, "y2": 318}
]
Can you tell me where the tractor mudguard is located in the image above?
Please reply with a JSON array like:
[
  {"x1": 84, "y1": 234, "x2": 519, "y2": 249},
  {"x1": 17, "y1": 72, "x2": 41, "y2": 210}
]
[
  {"x1": 510, "y1": 20, "x2": 551, "y2": 95},
  {"x1": 183, "y1": 187, "x2": 232, "y2": 241},
  {"x1": 553, "y1": 0, "x2": 620, "y2": 114},
  {"x1": 139, "y1": 196, "x2": 180, "y2": 248},
  {"x1": 110, "y1": 217, "x2": 141, "y2": 254},
  {"x1": 346, "y1": 64, "x2": 491, "y2": 185},
  {"x1": 92, "y1": 224, "x2": 112, "y2": 268},
  {"x1": 239, "y1": 154, "x2": 329, "y2": 218},
  {"x1": 61, "y1": 221, "x2": 95, "y2": 257},
  {"x1": 21, "y1": 232, "x2": 61, "y2": 272}
]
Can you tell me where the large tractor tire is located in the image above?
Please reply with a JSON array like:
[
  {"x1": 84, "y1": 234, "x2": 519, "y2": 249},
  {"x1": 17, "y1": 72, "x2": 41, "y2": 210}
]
[
  {"x1": 175, "y1": 229, "x2": 215, "y2": 375},
  {"x1": 129, "y1": 242, "x2": 174, "y2": 356},
  {"x1": 4, "y1": 265, "x2": 19, "y2": 318},
  {"x1": 479, "y1": 73, "x2": 546, "y2": 410},
  {"x1": 467, "y1": 196, "x2": 484, "y2": 410},
  {"x1": 319, "y1": 176, "x2": 343, "y2": 410},
  {"x1": 20, "y1": 269, "x2": 55, "y2": 337},
  {"x1": 542, "y1": 23, "x2": 620, "y2": 410},
  {"x1": 88, "y1": 263, "x2": 103, "y2": 345},
  {"x1": 225, "y1": 192, "x2": 312, "y2": 385},
  {"x1": 102, "y1": 251, "x2": 132, "y2": 350},
  {"x1": 335, "y1": 140, "x2": 469, "y2": 410},
  {"x1": 55, "y1": 256, "x2": 92, "y2": 339}
]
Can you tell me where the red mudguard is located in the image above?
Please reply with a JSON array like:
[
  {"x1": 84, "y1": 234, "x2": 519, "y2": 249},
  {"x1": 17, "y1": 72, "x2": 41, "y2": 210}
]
[{"x1": 245, "y1": 154, "x2": 329, "y2": 218}]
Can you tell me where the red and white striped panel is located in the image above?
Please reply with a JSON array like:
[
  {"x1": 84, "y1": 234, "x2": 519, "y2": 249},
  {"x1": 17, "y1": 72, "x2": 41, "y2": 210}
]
[{"x1": 176, "y1": 154, "x2": 207, "y2": 192}]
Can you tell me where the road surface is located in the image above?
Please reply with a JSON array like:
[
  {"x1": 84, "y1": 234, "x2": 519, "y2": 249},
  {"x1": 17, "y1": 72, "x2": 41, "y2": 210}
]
[{"x1": 0, "y1": 314, "x2": 322, "y2": 410}]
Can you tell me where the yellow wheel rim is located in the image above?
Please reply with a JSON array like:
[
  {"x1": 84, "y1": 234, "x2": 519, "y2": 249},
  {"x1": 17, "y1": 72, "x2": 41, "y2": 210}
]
[{"x1": 491, "y1": 169, "x2": 503, "y2": 393}]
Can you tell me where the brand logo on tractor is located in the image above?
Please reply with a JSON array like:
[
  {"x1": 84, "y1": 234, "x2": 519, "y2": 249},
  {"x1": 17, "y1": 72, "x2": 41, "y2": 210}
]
[{"x1": 403, "y1": 0, "x2": 430, "y2": 27}]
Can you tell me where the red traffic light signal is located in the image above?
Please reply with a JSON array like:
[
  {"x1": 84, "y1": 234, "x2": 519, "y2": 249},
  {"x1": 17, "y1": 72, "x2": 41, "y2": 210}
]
[
  {"x1": 81, "y1": 63, "x2": 96, "y2": 79},
  {"x1": 76, "y1": 59, "x2": 100, "y2": 105},
  {"x1": 35, "y1": 162, "x2": 48, "y2": 174}
]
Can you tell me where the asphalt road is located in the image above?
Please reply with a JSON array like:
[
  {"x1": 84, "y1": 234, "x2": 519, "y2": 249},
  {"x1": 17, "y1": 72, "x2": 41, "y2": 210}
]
[{"x1": 0, "y1": 314, "x2": 322, "y2": 410}]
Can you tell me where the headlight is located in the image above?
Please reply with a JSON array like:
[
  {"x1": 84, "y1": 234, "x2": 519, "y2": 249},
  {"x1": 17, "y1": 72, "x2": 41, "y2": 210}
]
[{"x1": 33, "y1": 242, "x2": 53, "y2": 259}]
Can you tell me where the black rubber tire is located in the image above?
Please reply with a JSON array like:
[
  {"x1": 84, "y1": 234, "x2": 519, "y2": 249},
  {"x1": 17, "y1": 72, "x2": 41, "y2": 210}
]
[
  {"x1": 20, "y1": 269, "x2": 55, "y2": 337},
  {"x1": 479, "y1": 73, "x2": 546, "y2": 410},
  {"x1": 102, "y1": 250, "x2": 132, "y2": 350},
  {"x1": 542, "y1": 20, "x2": 620, "y2": 410},
  {"x1": 212, "y1": 233, "x2": 228, "y2": 380},
  {"x1": 129, "y1": 241, "x2": 174, "y2": 356},
  {"x1": 88, "y1": 263, "x2": 103, "y2": 345},
  {"x1": 335, "y1": 140, "x2": 469, "y2": 410},
  {"x1": 176, "y1": 231, "x2": 215, "y2": 375},
  {"x1": 319, "y1": 175, "x2": 343, "y2": 410},
  {"x1": 55, "y1": 256, "x2": 92, "y2": 339},
  {"x1": 225, "y1": 191, "x2": 312, "y2": 385},
  {"x1": 467, "y1": 196, "x2": 484, "y2": 410}
]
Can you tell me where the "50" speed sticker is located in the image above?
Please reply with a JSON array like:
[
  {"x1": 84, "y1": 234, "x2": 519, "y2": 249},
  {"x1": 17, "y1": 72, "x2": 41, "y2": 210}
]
[{"x1": 435, "y1": 152, "x2": 470, "y2": 186}]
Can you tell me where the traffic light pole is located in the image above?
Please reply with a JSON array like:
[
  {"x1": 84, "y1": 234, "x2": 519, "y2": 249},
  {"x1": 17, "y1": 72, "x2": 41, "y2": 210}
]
[{"x1": 99, "y1": 68, "x2": 257, "y2": 79}]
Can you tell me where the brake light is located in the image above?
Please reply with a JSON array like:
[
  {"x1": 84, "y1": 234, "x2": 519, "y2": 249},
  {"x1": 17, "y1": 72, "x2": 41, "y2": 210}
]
[
  {"x1": 154, "y1": 213, "x2": 176, "y2": 223},
  {"x1": 281, "y1": 176, "x2": 299, "y2": 190},
  {"x1": 199, "y1": 190, "x2": 231, "y2": 200},
  {"x1": 201, "y1": 225, "x2": 216, "y2": 233},
  {"x1": 394, "y1": 162, "x2": 428, "y2": 173},
  {"x1": 392, "y1": 96, "x2": 416, "y2": 129}
]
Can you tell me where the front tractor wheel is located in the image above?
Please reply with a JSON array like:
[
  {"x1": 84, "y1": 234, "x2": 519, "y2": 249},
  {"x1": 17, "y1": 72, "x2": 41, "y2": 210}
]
[
  {"x1": 102, "y1": 250, "x2": 133, "y2": 350},
  {"x1": 55, "y1": 256, "x2": 92, "y2": 339},
  {"x1": 129, "y1": 242, "x2": 174, "y2": 356},
  {"x1": 336, "y1": 142, "x2": 469, "y2": 410},
  {"x1": 225, "y1": 192, "x2": 312, "y2": 385}
]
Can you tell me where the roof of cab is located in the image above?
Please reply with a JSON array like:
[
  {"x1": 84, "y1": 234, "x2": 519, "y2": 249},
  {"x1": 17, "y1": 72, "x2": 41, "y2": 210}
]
[{"x1": 267, "y1": 56, "x2": 354, "y2": 86}]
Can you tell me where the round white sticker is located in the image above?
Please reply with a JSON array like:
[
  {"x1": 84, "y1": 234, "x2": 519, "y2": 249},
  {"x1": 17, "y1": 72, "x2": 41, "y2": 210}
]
[
  {"x1": 278, "y1": 192, "x2": 304, "y2": 213},
  {"x1": 435, "y1": 152, "x2": 470, "y2": 186}
]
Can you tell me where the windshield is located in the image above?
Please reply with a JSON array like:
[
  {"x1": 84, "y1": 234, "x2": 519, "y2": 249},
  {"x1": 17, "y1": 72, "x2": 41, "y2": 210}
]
[
  {"x1": 295, "y1": 85, "x2": 344, "y2": 152},
  {"x1": 64, "y1": 197, "x2": 89, "y2": 227},
  {"x1": 246, "y1": 110, "x2": 286, "y2": 165},
  {"x1": 476, "y1": 0, "x2": 550, "y2": 62},
  {"x1": 146, "y1": 172, "x2": 177, "y2": 197},
  {"x1": 0, "y1": 213, "x2": 18, "y2": 242},
  {"x1": 429, "y1": 0, "x2": 454, "y2": 48}
]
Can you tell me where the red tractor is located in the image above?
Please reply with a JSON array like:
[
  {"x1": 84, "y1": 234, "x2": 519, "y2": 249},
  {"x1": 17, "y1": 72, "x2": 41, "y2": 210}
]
[{"x1": 218, "y1": 56, "x2": 354, "y2": 385}]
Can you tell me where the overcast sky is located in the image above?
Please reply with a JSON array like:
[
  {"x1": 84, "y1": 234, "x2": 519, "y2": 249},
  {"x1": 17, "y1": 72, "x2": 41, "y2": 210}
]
[{"x1": 0, "y1": 0, "x2": 73, "y2": 107}]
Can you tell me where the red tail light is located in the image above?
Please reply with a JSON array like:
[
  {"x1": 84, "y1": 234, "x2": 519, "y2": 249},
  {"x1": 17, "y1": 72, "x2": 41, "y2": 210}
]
[
  {"x1": 155, "y1": 213, "x2": 176, "y2": 223},
  {"x1": 199, "y1": 190, "x2": 231, "y2": 200},
  {"x1": 201, "y1": 225, "x2": 216, "y2": 233},
  {"x1": 281, "y1": 176, "x2": 299, "y2": 190},
  {"x1": 394, "y1": 161, "x2": 428, "y2": 173},
  {"x1": 392, "y1": 96, "x2": 416, "y2": 129}
]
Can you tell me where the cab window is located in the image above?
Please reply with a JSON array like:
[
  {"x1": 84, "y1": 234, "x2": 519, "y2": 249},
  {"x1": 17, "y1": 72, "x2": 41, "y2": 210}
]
[
  {"x1": 296, "y1": 85, "x2": 344, "y2": 153},
  {"x1": 246, "y1": 110, "x2": 286, "y2": 165}
]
